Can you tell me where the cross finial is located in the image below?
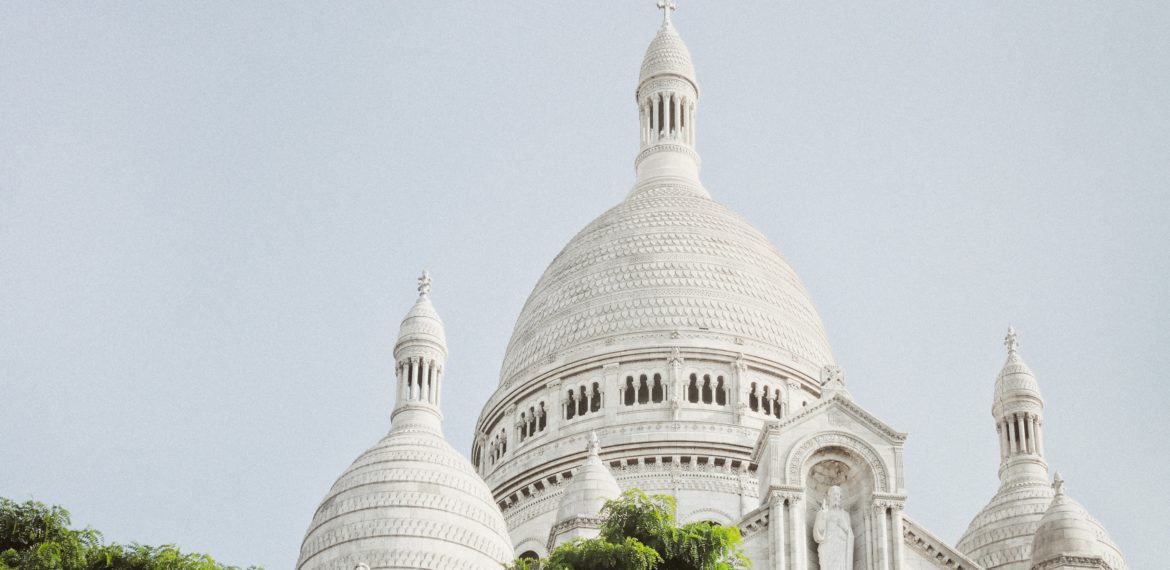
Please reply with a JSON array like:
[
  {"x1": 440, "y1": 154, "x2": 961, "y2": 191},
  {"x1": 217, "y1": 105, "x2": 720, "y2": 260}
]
[
  {"x1": 587, "y1": 431, "x2": 601, "y2": 456},
  {"x1": 1052, "y1": 472, "x2": 1065, "y2": 496},
  {"x1": 1004, "y1": 325, "x2": 1019, "y2": 356},
  {"x1": 417, "y1": 270, "x2": 432, "y2": 297},
  {"x1": 657, "y1": 0, "x2": 677, "y2": 25}
]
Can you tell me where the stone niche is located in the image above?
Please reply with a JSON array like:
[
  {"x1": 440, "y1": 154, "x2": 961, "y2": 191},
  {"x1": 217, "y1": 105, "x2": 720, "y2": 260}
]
[{"x1": 802, "y1": 448, "x2": 874, "y2": 570}]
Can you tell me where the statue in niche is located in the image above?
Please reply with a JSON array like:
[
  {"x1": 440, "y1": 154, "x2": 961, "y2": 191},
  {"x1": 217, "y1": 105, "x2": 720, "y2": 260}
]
[{"x1": 813, "y1": 485, "x2": 854, "y2": 570}]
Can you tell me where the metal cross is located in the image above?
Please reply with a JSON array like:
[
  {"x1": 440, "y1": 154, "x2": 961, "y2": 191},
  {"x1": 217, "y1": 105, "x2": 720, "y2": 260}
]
[{"x1": 657, "y1": 0, "x2": 677, "y2": 24}]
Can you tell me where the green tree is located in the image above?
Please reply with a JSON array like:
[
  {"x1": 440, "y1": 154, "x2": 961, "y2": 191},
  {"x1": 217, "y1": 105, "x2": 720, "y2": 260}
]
[
  {"x1": 507, "y1": 489, "x2": 748, "y2": 570},
  {"x1": 0, "y1": 498, "x2": 262, "y2": 570}
]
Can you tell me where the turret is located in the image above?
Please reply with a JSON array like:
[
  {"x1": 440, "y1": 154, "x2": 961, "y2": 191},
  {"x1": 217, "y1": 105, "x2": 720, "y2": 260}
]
[
  {"x1": 391, "y1": 270, "x2": 448, "y2": 432},
  {"x1": 548, "y1": 432, "x2": 622, "y2": 550},
  {"x1": 993, "y1": 326, "x2": 1049, "y2": 483},
  {"x1": 1030, "y1": 474, "x2": 1129, "y2": 570},
  {"x1": 632, "y1": 1, "x2": 706, "y2": 193}
]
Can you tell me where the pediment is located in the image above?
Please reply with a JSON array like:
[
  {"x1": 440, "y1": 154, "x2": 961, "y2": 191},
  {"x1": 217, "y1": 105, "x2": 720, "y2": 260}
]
[{"x1": 752, "y1": 394, "x2": 906, "y2": 462}]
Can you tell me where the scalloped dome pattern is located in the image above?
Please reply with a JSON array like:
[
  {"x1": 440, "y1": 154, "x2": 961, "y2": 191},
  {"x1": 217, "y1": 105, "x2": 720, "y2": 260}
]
[
  {"x1": 957, "y1": 482, "x2": 1055, "y2": 570},
  {"x1": 639, "y1": 22, "x2": 697, "y2": 89},
  {"x1": 297, "y1": 427, "x2": 513, "y2": 570},
  {"x1": 499, "y1": 185, "x2": 834, "y2": 385}
]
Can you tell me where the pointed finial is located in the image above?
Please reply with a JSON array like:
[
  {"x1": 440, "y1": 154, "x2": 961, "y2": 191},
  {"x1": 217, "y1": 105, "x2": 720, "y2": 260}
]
[
  {"x1": 1004, "y1": 325, "x2": 1019, "y2": 356},
  {"x1": 587, "y1": 431, "x2": 601, "y2": 456},
  {"x1": 657, "y1": 0, "x2": 677, "y2": 25},
  {"x1": 1052, "y1": 472, "x2": 1065, "y2": 496},
  {"x1": 417, "y1": 270, "x2": 432, "y2": 297}
]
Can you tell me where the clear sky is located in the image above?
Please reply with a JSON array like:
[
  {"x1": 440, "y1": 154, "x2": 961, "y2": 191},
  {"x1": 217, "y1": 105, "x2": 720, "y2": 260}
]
[{"x1": 2, "y1": 2, "x2": 1166, "y2": 569}]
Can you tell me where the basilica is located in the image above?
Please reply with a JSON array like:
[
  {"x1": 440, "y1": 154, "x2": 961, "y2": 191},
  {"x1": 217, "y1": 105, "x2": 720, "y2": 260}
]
[{"x1": 295, "y1": 7, "x2": 1128, "y2": 570}]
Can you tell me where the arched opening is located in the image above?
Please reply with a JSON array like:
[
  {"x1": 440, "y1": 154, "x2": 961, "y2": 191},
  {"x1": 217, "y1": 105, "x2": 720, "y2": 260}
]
[
  {"x1": 638, "y1": 374, "x2": 650, "y2": 404},
  {"x1": 518, "y1": 550, "x2": 539, "y2": 561},
  {"x1": 590, "y1": 383, "x2": 602, "y2": 413},
  {"x1": 715, "y1": 376, "x2": 726, "y2": 406},
  {"x1": 624, "y1": 376, "x2": 635, "y2": 406},
  {"x1": 750, "y1": 383, "x2": 759, "y2": 411},
  {"x1": 801, "y1": 447, "x2": 879, "y2": 570},
  {"x1": 565, "y1": 390, "x2": 577, "y2": 419},
  {"x1": 651, "y1": 373, "x2": 664, "y2": 403},
  {"x1": 688, "y1": 374, "x2": 699, "y2": 403}
]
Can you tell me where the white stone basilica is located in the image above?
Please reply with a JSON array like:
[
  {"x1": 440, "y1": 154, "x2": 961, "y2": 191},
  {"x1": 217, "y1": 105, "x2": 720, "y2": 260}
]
[{"x1": 296, "y1": 7, "x2": 1129, "y2": 570}]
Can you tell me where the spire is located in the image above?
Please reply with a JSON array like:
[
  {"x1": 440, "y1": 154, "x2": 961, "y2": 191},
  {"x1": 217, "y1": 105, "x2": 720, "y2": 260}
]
[
  {"x1": 631, "y1": 2, "x2": 707, "y2": 197},
  {"x1": 991, "y1": 326, "x2": 1048, "y2": 484},
  {"x1": 391, "y1": 271, "x2": 448, "y2": 432}
]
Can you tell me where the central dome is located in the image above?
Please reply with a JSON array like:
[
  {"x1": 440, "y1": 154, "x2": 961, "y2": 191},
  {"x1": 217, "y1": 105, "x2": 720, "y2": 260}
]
[{"x1": 499, "y1": 185, "x2": 834, "y2": 386}]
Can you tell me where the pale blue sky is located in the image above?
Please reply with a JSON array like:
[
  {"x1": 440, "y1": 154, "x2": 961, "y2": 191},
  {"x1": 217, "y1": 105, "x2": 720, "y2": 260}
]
[{"x1": 1, "y1": 2, "x2": 1166, "y2": 569}]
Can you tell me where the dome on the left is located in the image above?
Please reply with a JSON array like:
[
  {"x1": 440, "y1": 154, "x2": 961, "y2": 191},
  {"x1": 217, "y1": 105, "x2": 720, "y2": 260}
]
[{"x1": 297, "y1": 273, "x2": 513, "y2": 570}]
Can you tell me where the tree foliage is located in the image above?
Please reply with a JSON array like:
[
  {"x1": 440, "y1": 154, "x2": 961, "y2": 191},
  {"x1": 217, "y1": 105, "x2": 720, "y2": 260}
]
[
  {"x1": 506, "y1": 489, "x2": 749, "y2": 570},
  {"x1": 0, "y1": 498, "x2": 262, "y2": 570}
]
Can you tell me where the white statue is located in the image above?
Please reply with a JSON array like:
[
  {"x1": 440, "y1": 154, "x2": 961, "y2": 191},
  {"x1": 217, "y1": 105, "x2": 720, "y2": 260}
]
[{"x1": 813, "y1": 486, "x2": 854, "y2": 570}]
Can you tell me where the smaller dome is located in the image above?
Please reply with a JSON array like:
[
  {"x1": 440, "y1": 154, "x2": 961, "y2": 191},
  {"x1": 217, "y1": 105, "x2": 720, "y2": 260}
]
[
  {"x1": 638, "y1": 21, "x2": 697, "y2": 92},
  {"x1": 1031, "y1": 474, "x2": 1128, "y2": 570},
  {"x1": 993, "y1": 327, "x2": 1042, "y2": 415},
  {"x1": 394, "y1": 271, "x2": 446, "y2": 358},
  {"x1": 555, "y1": 432, "x2": 622, "y2": 523}
]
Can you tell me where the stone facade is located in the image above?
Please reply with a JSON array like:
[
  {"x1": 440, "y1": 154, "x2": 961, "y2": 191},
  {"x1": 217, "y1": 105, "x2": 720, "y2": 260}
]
[{"x1": 299, "y1": 6, "x2": 1129, "y2": 570}]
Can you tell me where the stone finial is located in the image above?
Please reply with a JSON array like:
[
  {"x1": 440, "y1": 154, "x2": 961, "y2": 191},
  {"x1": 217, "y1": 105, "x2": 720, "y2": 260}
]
[
  {"x1": 1004, "y1": 325, "x2": 1019, "y2": 356},
  {"x1": 657, "y1": 0, "x2": 677, "y2": 24},
  {"x1": 1052, "y1": 472, "x2": 1065, "y2": 496},
  {"x1": 417, "y1": 270, "x2": 432, "y2": 297},
  {"x1": 587, "y1": 431, "x2": 601, "y2": 456},
  {"x1": 819, "y1": 365, "x2": 850, "y2": 400}
]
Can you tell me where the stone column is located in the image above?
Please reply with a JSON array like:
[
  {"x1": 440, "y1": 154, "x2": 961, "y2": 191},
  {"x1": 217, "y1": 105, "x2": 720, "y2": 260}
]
[
  {"x1": 791, "y1": 495, "x2": 807, "y2": 570},
  {"x1": 546, "y1": 379, "x2": 562, "y2": 433},
  {"x1": 874, "y1": 503, "x2": 890, "y2": 570},
  {"x1": 668, "y1": 347, "x2": 684, "y2": 420},
  {"x1": 891, "y1": 504, "x2": 905, "y2": 570},
  {"x1": 1036, "y1": 417, "x2": 1044, "y2": 455},
  {"x1": 504, "y1": 404, "x2": 517, "y2": 453},
  {"x1": 732, "y1": 355, "x2": 747, "y2": 424},
  {"x1": 603, "y1": 363, "x2": 620, "y2": 422}
]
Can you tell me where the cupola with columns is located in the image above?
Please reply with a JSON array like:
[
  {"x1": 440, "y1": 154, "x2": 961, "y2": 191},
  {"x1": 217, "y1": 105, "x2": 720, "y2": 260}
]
[
  {"x1": 391, "y1": 270, "x2": 447, "y2": 432},
  {"x1": 633, "y1": 0, "x2": 704, "y2": 191},
  {"x1": 993, "y1": 326, "x2": 1048, "y2": 484}
]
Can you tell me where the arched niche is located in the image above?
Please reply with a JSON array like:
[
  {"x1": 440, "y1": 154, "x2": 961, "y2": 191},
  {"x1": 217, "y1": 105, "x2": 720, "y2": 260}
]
[{"x1": 800, "y1": 447, "x2": 879, "y2": 570}]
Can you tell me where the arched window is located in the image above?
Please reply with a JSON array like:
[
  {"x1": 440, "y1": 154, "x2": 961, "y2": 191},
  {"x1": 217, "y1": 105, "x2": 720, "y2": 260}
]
[
  {"x1": 773, "y1": 396, "x2": 782, "y2": 418},
  {"x1": 519, "y1": 412, "x2": 528, "y2": 440},
  {"x1": 688, "y1": 374, "x2": 699, "y2": 403},
  {"x1": 538, "y1": 402, "x2": 547, "y2": 431},
  {"x1": 566, "y1": 390, "x2": 577, "y2": 419},
  {"x1": 624, "y1": 376, "x2": 636, "y2": 406},
  {"x1": 651, "y1": 374, "x2": 664, "y2": 403},
  {"x1": 577, "y1": 386, "x2": 588, "y2": 417},
  {"x1": 638, "y1": 375, "x2": 650, "y2": 404},
  {"x1": 701, "y1": 374, "x2": 713, "y2": 404},
  {"x1": 518, "y1": 551, "x2": 540, "y2": 561},
  {"x1": 749, "y1": 383, "x2": 759, "y2": 411},
  {"x1": 762, "y1": 388, "x2": 772, "y2": 416},
  {"x1": 715, "y1": 376, "x2": 726, "y2": 406},
  {"x1": 590, "y1": 383, "x2": 602, "y2": 412}
]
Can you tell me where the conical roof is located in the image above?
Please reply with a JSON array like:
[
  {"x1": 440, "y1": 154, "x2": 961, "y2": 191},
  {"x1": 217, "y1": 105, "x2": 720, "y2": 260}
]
[
  {"x1": 638, "y1": 20, "x2": 697, "y2": 92},
  {"x1": 555, "y1": 433, "x2": 622, "y2": 523}
]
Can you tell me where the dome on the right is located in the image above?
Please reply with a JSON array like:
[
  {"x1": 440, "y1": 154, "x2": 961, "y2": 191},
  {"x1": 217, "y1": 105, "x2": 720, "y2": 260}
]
[{"x1": 1031, "y1": 474, "x2": 1128, "y2": 570}]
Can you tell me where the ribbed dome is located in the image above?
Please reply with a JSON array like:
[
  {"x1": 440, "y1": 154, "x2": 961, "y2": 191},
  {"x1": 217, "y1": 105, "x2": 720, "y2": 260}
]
[
  {"x1": 638, "y1": 21, "x2": 697, "y2": 90},
  {"x1": 297, "y1": 427, "x2": 513, "y2": 570},
  {"x1": 1030, "y1": 477, "x2": 1128, "y2": 570},
  {"x1": 498, "y1": 185, "x2": 835, "y2": 385},
  {"x1": 957, "y1": 481, "x2": 1054, "y2": 570},
  {"x1": 555, "y1": 434, "x2": 622, "y2": 523}
]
